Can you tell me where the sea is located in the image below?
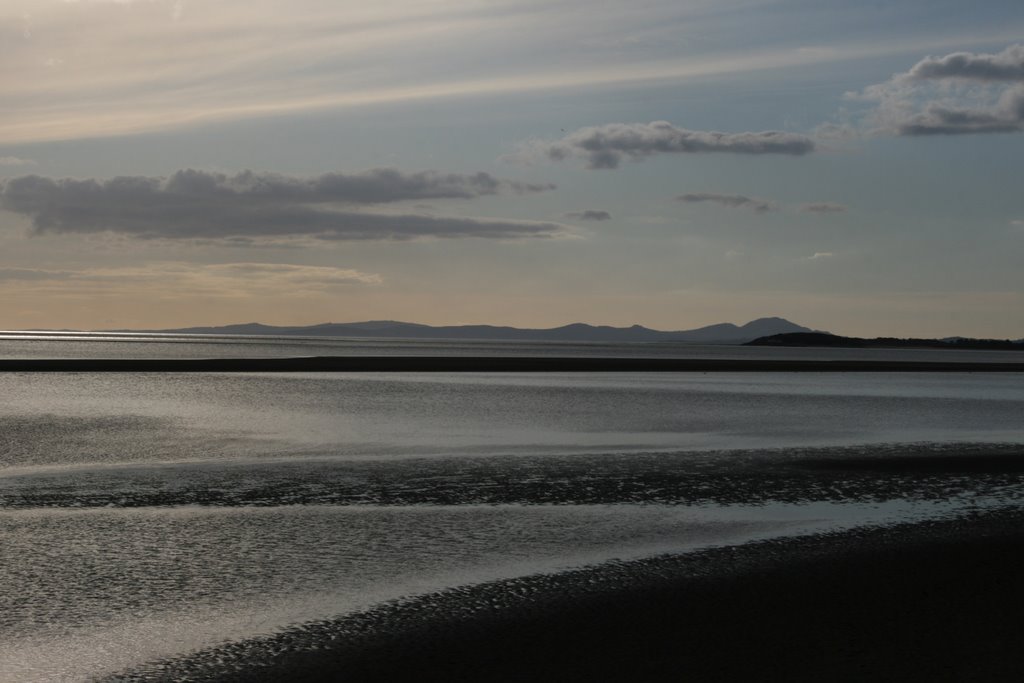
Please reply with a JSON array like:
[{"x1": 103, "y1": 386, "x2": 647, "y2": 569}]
[{"x1": 1, "y1": 333, "x2": 1022, "y2": 681}]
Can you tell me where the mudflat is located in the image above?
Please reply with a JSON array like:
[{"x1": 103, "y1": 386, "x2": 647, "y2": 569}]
[{"x1": 115, "y1": 508, "x2": 1024, "y2": 682}]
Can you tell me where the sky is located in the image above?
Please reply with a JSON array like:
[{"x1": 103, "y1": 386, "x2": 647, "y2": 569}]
[{"x1": 2, "y1": 0, "x2": 1023, "y2": 337}]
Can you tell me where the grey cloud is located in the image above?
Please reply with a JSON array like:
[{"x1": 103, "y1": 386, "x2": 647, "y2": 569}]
[
  {"x1": 799, "y1": 202, "x2": 847, "y2": 214},
  {"x1": 897, "y1": 86, "x2": 1024, "y2": 136},
  {"x1": 507, "y1": 180, "x2": 559, "y2": 194},
  {"x1": 906, "y1": 44, "x2": 1024, "y2": 83},
  {"x1": 855, "y1": 46, "x2": 1024, "y2": 137},
  {"x1": 677, "y1": 193, "x2": 777, "y2": 213},
  {"x1": 155, "y1": 168, "x2": 551, "y2": 204},
  {"x1": 563, "y1": 210, "x2": 611, "y2": 221},
  {"x1": 0, "y1": 170, "x2": 566, "y2": 242},
  {"x1": 537, "y1": 121, "x2": 816, "y2": 169}
]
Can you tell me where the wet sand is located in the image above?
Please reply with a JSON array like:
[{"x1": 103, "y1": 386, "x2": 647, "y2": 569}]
[
  {"x1": 3, "y1": 355, "x2": 1024, "y2": 372},
  {"x1": 116, "y1": 508, "x2": 1024, "y2": 682}
]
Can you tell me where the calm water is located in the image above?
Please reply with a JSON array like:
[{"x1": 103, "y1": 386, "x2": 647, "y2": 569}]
[
  {"x1": 3, "y1": 330, "x2": 1024, "y2": 363},
  {"x1": 1, "y1": 336, "x2": 1022, "y2": 681}
]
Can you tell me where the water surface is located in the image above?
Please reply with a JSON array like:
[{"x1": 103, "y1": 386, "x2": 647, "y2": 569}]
[{"x1": 0, "y1": 337, "x2": 1021, "y2": 681}]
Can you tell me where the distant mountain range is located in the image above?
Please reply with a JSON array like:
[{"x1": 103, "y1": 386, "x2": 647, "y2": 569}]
[{"x1": 113, "y1": 317, "x2": 817, "y2": 345}]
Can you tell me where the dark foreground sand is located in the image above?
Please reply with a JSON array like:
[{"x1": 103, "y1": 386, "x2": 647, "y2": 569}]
[{"x1": 116, "y1": 508, "x2": 1024, "y2": 683}]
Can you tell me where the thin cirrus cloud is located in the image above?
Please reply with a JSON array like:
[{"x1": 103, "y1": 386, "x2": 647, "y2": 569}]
[
  {"x1": 526, "y1": 121, "x2": 816, "y2": 169},
  {"x1": 563, "y1": 210, "x2": 611, "y2": 221},
  {"x1": 678, "y1": 194, "x2": 847, "y2": 215},
  {"x1": 0, "y1": 169, "x2": 566, "y2": 243},
  {"x1": 0, "y1": 262, "x2": 382, "y2": 293},
  {"x1": 0, "y1": 267, "x2": 74, "y2": 282},
  {"x1": 852, "y1": 44, "x2": 1024, "y2": 136},
  {"x1": 677, "y1": 193, "x2": 777, "y2": 213},
  {"x1": 9, "y1": 0, "x2": 1011, "y2": 146}
]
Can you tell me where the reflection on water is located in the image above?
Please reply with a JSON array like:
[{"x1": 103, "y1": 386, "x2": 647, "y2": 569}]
[
  {"x1": 0, "y1": 499, "x2": 987, "y2": 682},
  {"x1": 0, "y1": 342, "x2": 1022, "y2": 681},
  {"x1": 2, "y1": 331, "x2": 1024, "y2": 363},
  {"x1": 2, "y1": 372, "x2": 1023, "y2": 473}
]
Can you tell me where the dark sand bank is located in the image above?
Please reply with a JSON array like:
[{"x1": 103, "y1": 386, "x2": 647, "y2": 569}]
[
  {"x1": 8, "y1": 443, "x2": 1021, "y2": 509},
  {"x1": 3, "y1": 356, "x2": 1024, "y2": 372},
  {"x1": 113, "y1": 509, "x2": 1024, "y2": 683}
]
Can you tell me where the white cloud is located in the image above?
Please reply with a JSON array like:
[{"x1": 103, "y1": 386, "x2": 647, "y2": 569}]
[
  {"x1": 0, "y1": 156, "x2": 35, "y2": 166},
  {"x1": 807, "y1": 252, "x2": 834, "y2": 261}
]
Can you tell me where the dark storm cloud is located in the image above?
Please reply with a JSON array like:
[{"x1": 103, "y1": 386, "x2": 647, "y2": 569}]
[
  {"x1": 538, "y1": 121, "x2": 815, "y2": 169},
  {"x1": 563, "y1": 210, "x2": 611, "y2": 221},
  {"x1": 799, "y1": 202, "x2": 847, "y2": 214},
  {"x1": 677, "y1": 193, "x2": 777, "y2": 213},
  {"x1": 0, "y1": 169, "x2": 565, "y2": 242},
  {"x1": 906, "y1": 44, "x2": 1024, "y2": 82}
]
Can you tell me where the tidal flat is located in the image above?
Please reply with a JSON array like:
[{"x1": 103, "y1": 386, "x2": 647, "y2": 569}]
[{"x1": 1, "y1": 338, "x2": 1022, "y2": 681}]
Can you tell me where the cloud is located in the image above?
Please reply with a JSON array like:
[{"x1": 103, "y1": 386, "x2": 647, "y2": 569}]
[
  {"x1": 807, "y1": 252, "x2": 834, "y2": 260},
  {"x1": 0, "y1": 169, "x2": 566, "y2": 243},
  {"x1": 0, "y1": 267, "x2": 74, "y2": 281},
  {"x1": 812, "y1": 122, "x2": 861, "y2": 141},
  {"x1": 799, "y1": 202, "x2": 847, "y2": 214},
  {"x1": 723, "y1": 249, "x2": 743, "y2": 262},
  {"x1": 192, "y1": 263, "x2": 382, "y2": 286},
  {"x1": 895, "y1": 87, "x2": 1024, "y2": 136},
  {"x1": 146, "y1": 168, "x2": 551, "y2": 204},
  {"x1": 563, "y1": 210, "x2": 611, "y2": 221},
  {"x1": 904, "y1": 44, "x2": 1024, "y2": 83},
  {"x1": 9, "y1": 0, "x2": 1000, "y2": 146},
  {"x1": 0, "y1": 157, "x2": 35, "y2": 167},
  {"x1": 1011, "y1": 220, "x2": 1024, "y2": 228},
  {"x1": 0, "y1": 262, "x2": 382, "y2": 294},
  {"x1": 677, "y1": 193, "x2": 777, "y2": 213},
  {"x1": 852, "y1": 45, "x2": 1024, "y2": 136},
  {"x1": 529, "y1": 121, "x2": 815, "y2": 169},
  {"x1": 678, "y1": 193, "x2": 846, "y2": 215}
]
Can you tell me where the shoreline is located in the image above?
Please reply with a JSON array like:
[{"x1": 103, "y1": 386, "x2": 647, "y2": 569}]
[
  {"x1": 112, "y1": 508, "x2": 1024, "y2": 682},
  {"x1": 3, "y1": 355, "x2": 1024, "y2": 372}
]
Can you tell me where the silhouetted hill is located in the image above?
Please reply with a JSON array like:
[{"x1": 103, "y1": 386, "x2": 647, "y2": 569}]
[
  {"x1": 112, "y1": 317, "x2": 817, "y2": 344},
  {"x1": 747, "y1": 332, "x2": 1024, "y2": 351}
]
